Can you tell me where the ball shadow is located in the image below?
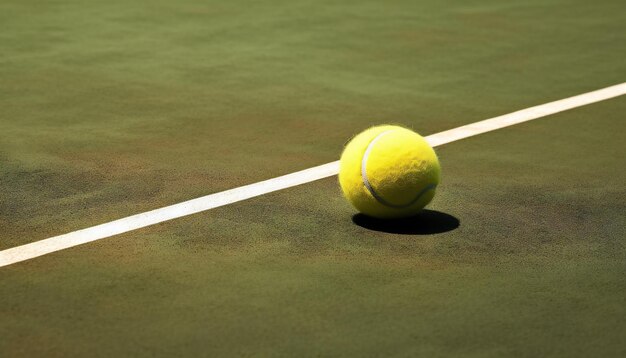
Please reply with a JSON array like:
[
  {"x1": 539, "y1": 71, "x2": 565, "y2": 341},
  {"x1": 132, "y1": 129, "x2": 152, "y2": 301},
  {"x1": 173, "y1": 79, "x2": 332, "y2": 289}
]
[{"x1": 352, "y1": 210, "x2": 460, "y2": 235}]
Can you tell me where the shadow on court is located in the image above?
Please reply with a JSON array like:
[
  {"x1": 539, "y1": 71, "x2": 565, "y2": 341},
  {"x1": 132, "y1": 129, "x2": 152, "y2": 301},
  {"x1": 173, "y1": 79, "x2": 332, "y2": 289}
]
[{"x1": 352, "y1": 210, "x2": 460, "y2": 235}]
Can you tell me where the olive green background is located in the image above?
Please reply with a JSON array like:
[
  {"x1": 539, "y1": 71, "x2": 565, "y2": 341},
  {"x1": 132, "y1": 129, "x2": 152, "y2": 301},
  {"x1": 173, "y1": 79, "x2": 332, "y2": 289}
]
[{"x1": 1, "y1": 0, "x2": 625, "y2": 356}]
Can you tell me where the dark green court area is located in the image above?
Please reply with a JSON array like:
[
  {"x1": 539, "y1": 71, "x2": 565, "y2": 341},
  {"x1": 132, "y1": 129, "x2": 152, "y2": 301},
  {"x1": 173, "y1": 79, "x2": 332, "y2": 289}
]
[{"x1": 1, "y1": 0, "x2": 625, "y2": 356}]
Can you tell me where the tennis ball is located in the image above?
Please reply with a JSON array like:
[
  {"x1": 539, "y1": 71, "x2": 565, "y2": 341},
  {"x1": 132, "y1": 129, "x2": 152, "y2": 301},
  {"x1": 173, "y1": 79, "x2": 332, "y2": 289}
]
[{"x1": 339, "y1": 125, "x2": 441, "y2": 219}]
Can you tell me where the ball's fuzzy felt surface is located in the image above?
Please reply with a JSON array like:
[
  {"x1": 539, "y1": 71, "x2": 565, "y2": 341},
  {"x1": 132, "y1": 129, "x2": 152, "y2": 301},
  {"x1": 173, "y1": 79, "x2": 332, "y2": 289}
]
[{"x1": 339, "y1": 125, "x2": 441, "y2": 219}]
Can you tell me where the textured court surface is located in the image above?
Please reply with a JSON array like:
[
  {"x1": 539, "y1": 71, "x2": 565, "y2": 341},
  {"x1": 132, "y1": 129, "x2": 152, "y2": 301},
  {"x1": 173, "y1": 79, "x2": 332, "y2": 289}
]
[{"x1": 1, "y1": 0, "x2": 625, "y2": 356}]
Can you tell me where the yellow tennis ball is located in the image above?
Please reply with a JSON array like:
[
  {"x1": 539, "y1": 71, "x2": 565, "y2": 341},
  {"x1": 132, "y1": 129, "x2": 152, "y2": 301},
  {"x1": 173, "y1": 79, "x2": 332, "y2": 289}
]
[{"x1": 339, "y1": 125, "x2": 441, "y2": 219}]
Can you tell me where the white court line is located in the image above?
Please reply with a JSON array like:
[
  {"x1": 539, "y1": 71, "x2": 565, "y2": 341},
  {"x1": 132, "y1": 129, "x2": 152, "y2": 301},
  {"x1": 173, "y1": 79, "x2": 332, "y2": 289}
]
[{"x1": 1, "y1": 82, "x2": 625, "y2": 267}]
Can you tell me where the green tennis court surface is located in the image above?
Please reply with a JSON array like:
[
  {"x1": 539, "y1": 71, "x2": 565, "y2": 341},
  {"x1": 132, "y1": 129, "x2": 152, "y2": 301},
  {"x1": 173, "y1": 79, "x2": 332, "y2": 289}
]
[{"x1": 1, "y1": 0, "x2": 625, "y2": 356}]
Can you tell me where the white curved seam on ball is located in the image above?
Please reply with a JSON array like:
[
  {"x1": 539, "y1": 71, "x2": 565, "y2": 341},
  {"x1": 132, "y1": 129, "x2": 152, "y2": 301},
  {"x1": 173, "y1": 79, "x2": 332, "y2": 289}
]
[
  {"x1": 403, "y1": 183, "x2": 437, "y2": 207},
  {"x1": 361, "y1": 130, "x2": 395, "y2": 206},
  {"x1": 360, "y1": 130, "x2": 437, "y2": 209}
]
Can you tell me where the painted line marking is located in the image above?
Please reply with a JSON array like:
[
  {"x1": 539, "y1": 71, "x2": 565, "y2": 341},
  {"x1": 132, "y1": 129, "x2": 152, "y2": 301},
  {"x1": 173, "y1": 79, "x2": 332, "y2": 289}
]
[{"x1": 1, "y1": 82, "x2": 625, "y2": 267}]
